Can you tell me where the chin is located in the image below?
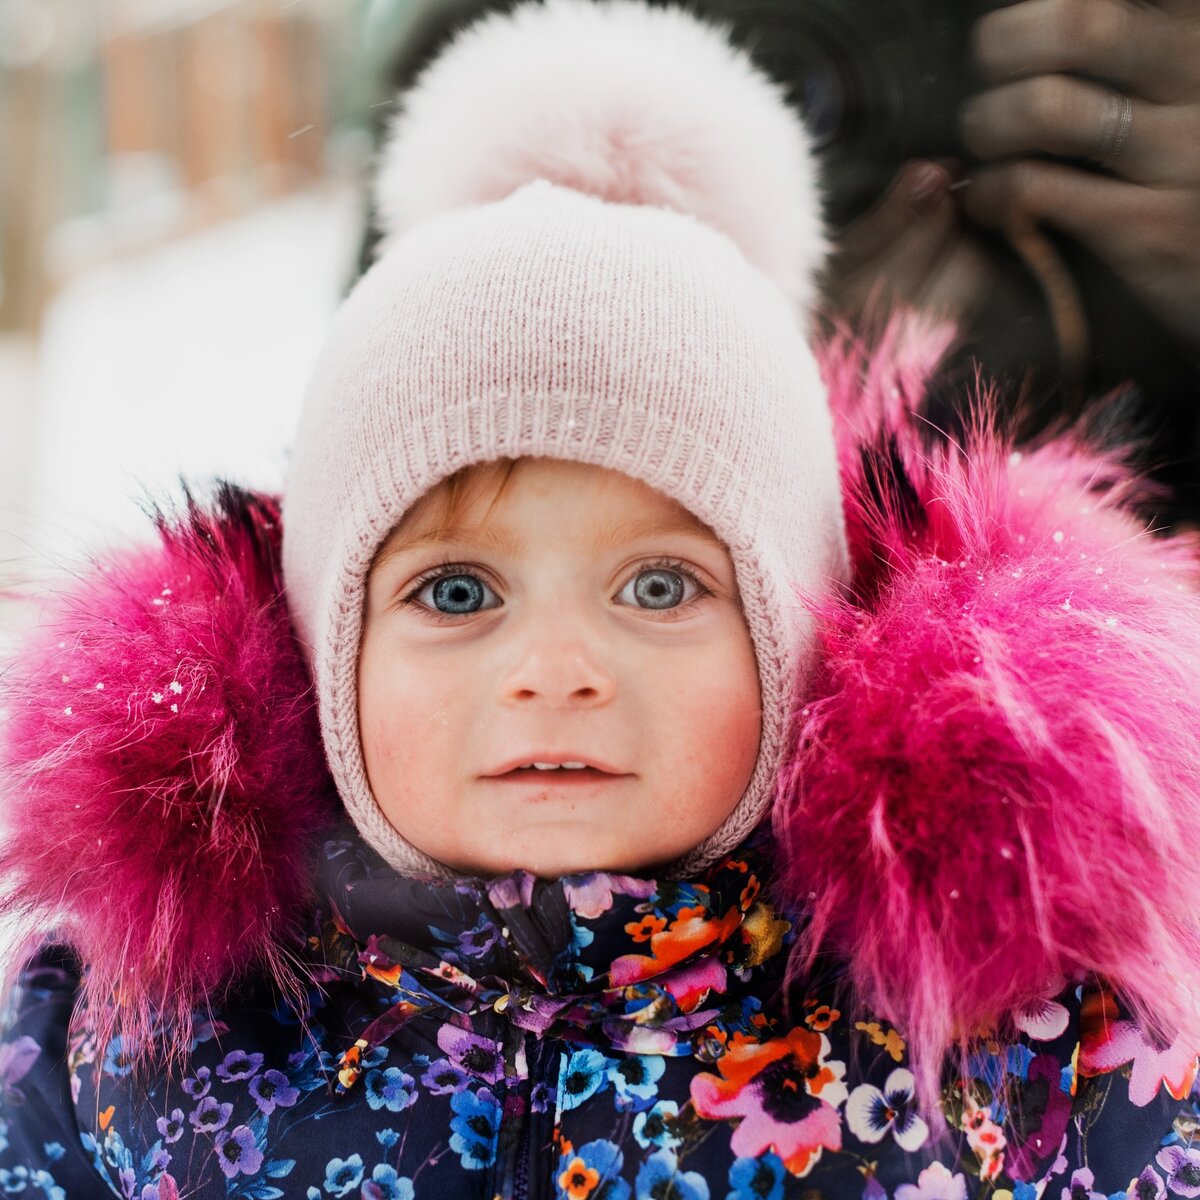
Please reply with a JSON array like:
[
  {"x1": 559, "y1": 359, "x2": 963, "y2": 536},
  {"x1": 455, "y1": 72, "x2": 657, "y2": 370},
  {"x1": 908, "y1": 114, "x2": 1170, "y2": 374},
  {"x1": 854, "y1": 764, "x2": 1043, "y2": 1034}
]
[{"x1": 452, "y1": 837, "x2": 671, "y2": 880}]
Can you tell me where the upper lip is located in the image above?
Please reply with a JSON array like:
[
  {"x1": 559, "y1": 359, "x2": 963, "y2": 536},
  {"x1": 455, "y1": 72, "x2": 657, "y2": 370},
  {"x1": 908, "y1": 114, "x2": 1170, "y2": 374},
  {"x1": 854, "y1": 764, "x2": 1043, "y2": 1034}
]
[{"x1": 484, "y1": 754, "x2": 629, "y2": 777}]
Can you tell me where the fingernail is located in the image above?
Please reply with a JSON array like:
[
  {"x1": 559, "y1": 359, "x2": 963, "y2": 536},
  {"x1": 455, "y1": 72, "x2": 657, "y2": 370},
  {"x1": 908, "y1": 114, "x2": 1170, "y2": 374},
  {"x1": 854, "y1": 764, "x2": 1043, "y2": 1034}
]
[{"x1": 909, "y1": 165, "x2": 947, "y2": 213}]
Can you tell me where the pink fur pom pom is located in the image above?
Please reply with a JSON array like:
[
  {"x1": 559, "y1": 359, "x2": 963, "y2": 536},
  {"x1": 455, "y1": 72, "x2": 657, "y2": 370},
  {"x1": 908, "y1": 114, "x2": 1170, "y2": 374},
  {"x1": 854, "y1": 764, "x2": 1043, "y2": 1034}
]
[
  {"x1": 372, "y1": 0, "x2": 826, "y2": 305},
  {"x1": 779, "y1": 324, "x2": 1200, "y2": 1115},
  {"x1": 0, "y1": 485, "x2": 336, "y2": 1062}
]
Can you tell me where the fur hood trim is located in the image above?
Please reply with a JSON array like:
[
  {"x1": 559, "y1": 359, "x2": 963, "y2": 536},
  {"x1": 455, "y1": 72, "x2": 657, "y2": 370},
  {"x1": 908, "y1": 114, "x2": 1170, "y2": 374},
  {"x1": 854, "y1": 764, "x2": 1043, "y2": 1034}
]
[
  {"x1": 0, "y1": 487, "x2": 336, "y2": 1058},
  {"x1": 3, "y1": 326, "x2": 1199, "y2": 1080},
  {"x1": 779, "y1": 319, "x2": 1200, "y2": 1109}
]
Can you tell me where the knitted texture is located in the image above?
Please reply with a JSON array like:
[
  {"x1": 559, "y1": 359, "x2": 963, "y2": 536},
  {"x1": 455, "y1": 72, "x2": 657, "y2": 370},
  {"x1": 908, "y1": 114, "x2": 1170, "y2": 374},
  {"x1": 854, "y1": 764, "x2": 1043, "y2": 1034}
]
[{"x1": 282, "y1": 0, "x2": 847, "y2": 877}]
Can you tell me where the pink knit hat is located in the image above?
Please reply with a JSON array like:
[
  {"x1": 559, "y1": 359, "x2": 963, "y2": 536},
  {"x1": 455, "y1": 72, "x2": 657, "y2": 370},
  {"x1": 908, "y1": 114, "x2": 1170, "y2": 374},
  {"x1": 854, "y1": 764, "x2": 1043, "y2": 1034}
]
[{"x1": 282, "y1": 0, "x2": 847, "y2": 878}]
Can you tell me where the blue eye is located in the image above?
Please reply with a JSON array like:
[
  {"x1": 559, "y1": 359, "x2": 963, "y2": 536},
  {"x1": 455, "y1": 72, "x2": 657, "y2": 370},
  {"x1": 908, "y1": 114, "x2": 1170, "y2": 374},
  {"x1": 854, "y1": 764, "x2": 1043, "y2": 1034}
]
[
  {"x1": 414, "y1": 571, "x2": 498, "y2": 615},
  {"x1": 618, "y1": 565, "x2": 699, "y2": 611}
]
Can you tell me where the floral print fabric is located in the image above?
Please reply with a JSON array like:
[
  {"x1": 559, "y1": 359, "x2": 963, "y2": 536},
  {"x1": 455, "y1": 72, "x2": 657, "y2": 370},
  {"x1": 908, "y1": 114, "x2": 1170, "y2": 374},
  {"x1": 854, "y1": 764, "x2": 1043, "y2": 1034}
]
[{"x1": 0, "y1": 825, "x2": 1196, "y2": 1199}]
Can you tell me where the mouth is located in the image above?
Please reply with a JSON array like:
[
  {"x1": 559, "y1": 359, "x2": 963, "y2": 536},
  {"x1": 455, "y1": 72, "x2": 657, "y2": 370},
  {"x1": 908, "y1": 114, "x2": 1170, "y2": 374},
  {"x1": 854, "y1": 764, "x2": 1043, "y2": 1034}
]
[{"x1": 483, "y1": 756, "x2": 632, "y2": 782}]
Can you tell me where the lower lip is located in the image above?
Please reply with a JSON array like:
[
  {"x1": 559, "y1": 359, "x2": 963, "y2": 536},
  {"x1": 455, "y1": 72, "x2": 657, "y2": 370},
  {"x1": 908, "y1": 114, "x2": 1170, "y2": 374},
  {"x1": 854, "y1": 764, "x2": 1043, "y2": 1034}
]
[{"x1": 484, "y1": 769, "x2": 631, "y2": 786}]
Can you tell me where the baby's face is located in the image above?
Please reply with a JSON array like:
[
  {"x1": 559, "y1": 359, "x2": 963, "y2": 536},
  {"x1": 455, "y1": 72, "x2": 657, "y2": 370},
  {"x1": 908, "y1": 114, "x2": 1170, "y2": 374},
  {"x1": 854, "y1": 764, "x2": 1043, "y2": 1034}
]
[{"x1": 358, "y1": 457, "x2": 761, "y2": 877}]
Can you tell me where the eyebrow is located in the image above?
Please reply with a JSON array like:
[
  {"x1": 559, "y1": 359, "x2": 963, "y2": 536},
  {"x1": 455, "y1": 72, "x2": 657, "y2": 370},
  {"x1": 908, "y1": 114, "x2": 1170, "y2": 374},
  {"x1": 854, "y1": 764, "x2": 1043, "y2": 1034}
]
[{"x1": 376, "y1": 513, "x2": 722, "y2": 565}]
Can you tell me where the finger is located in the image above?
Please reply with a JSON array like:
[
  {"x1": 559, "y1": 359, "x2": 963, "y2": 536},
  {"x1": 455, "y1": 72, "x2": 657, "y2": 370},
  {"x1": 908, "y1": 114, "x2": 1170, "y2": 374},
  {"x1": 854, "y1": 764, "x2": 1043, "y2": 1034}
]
[
  {"x1": 829, "y1": 161, "x2": 955, "y2": 275},
  {"x1": 972, "y1": 0, "x2": 1185, "y2": 103},
  {"x1": 960, "y1": 158, "x2": 1180, "y2": 278},
  {"x1": 961, "y1": 77, "x2": 1182, "y2": 185}
]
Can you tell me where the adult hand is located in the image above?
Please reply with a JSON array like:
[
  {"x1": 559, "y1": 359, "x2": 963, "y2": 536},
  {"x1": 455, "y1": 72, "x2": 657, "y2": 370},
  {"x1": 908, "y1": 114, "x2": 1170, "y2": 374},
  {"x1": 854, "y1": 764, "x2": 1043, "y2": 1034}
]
[
  {"x1": 819, "y1": 160, "x2": 998, "y2": 329},
  {"x1": 959, "y1": 0, "x2": 1200, "y2": 351}
]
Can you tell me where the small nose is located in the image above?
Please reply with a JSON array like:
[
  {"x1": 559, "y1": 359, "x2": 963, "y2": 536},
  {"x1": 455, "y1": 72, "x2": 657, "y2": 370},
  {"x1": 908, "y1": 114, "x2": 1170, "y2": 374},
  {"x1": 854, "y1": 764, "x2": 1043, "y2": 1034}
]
[{"x1": 498, "y1": 622, "x2": 616, "y2": 708}]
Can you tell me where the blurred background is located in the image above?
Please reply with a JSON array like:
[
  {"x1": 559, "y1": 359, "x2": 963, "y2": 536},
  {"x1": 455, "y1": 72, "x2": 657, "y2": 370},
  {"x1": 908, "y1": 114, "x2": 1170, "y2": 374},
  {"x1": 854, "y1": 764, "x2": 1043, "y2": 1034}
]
[{"x1": 0, "y1": 0, "x2": 412, "y2": 636}]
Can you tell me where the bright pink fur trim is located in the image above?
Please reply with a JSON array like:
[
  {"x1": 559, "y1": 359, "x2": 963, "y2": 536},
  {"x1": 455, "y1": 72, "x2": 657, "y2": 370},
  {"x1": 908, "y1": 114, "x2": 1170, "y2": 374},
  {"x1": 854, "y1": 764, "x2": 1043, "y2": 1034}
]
[
  {"x1": 0, "y1": 487, "x2": 336, "y2": 1061},
  {"x1": 778, "y1": 319, "x2": 1200, "y2": 1113}
]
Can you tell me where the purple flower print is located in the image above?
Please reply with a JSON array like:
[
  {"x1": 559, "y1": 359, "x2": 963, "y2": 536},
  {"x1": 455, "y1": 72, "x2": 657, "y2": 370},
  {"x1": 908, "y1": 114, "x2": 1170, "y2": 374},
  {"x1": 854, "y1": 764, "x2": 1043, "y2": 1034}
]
[
  {"x1": 562, "y1": 873, "x2": 655, "y2": 919},
  {"x1": 422, "y1": 1058, "x2": 469, "y2": 1096},
  {"x1": 216, "y1": 1049, "x2": 263, "y2": 1082},
  {"x1": 1062, "y1": 1167, "x2": 1105, "y2": 1200},
  {"x1": 249, "y1": 1069, "x2": 300, "y2": 1115},
  {"x1": 896, "y1": 1162, "x2": 968, "y2": 1200},
  {"x1": 189, "y1": 1095, "x2": 233, "y2": 1133},
  {"x1": 457, "y1": 914, "x2": 500, "y2": 959},
  {"x1": 1157, "y1": 1147, "x2": 1200, "y2": 1198},
  {"x1": 215, "y1": 1126, "x2": 264, "y2": 1180},
  {"x1": 155, "y1": 1108, "x2": 185, "y2": 1144},
  {"x1": 181, "y1": 1066, "x2": 211, "y2": 1098},
  {"x1": 1131, "y1": 1165, "x2": 1167, "y2": 1200},
  {"x1": 437, "y1": 1026, "x2": 504, "y2": 1084}
]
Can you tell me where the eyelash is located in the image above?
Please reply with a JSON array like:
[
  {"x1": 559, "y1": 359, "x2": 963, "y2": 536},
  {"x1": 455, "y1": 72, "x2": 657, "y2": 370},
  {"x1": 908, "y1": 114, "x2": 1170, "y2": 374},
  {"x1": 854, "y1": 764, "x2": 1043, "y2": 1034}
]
[{"x1": 399, "y1": 556, "x2": 712, "y2": 624}]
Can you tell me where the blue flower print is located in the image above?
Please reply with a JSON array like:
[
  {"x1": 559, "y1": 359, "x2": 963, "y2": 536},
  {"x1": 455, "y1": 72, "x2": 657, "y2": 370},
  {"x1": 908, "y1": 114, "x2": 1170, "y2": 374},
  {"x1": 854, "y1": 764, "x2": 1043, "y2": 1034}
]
[
  {"x1": 449, "y1": 1087, "x2": 501, "y2": 1170},
  {"x1": 42, "y1": 1144, "x2": 65, "y2": 1163},
  {"x1": 556, "y1": 1140, "x2": 630, "y2": 1200},
  {"x1": 216, "y1": 1049, "x2": 264, "y2": 1082},
  {"x1": 633, "y1": 1101, "x2": 681, "y2": 1149},
  {"x1": 362, "y1": 1165, "x2": 415, "y2": 1200},
  {"x1": 181, "y1": 1066, "x2": 211, "y2": 1099},
  {"x1": 102, "y1": 1035, "x2": 135, "y2": 1077},
  {"x1": 155, "y1": 1108, "x2": 185, "y2": 1144},
  {"x1": 422, "y1": 1057, "x2": 469, "y2": 1095},
  {"x1": 249, "y1": 1068, "x2": 300, "y2": 1115},
  {"x1": 609, "y1": 1055, "x2": 665, "y2": 1111},
  {"x1": 376, "y1": 1129, "x2": 400, "y2": 1149},
  {"x1": 0, "y1": 1166, "x2": 29, "y2": 1194},
  {"x1": 560, "y1": 1048, "x2": 613, "y2": 1111},
  {"x1": 727, "y1": 1154, "x2": 785, "y2": 1200},
  {"x1": 29, "y1": 1171, "x2": 65, "y2": 1200},
  {"x1": 365, "y1": 1067, "x2": 417, "y2": 1113},
  {"x1": 636, "y1": 1150, "x2": 710, "y2": 1200},
  {"x1": 324, "y1": 1156, "x2": 365, "y2": 1197},
  {"x1": 214, "y1": 1126, "x2": 264, "y2": 1180},
  {"x1": 188, "y1": 1095, "x2": 233, "y2": 1133}
]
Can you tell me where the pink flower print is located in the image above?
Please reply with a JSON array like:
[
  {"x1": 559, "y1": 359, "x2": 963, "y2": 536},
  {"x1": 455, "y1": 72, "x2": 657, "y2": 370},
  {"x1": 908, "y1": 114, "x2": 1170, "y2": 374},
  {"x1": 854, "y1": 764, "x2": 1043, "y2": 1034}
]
[
  {"x1": 1080, "y1": 1013, "x2": 1200, "y2": 1106},
  {"x1": 1014, "y1": 993, "x2": 1071, "y2": 1041},
  {"x1": 691, "y1": 1027, "x2": 846, "y2": 1177},
  {"x1": 845, "y1": 1069, "x2": 929, "y2": 1152},
  {"x1": 895, "y1": 1162, "x2": 968, "y2": 1200},
  {"x1": 962, "y1": 1104, "x2": 1006, "y2": 1181}
]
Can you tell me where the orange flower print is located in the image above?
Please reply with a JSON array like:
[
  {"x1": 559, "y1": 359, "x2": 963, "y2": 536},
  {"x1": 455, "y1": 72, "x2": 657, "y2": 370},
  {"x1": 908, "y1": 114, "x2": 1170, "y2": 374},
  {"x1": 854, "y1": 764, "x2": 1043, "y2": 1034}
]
[
  {"x1": 806, "y1": 1005, "x2": 840, "y2": 1032},
  {"x1": 691, "y1": 1026, "x2": 848, "y2": 1176},
  {"x1": 558, "y1": 1156, "x2": 601, "y2": 1200},
  {"x1": 740, "y1": 903, "x2": 791, "y2": 967},
  {"x1": 855, "y1": 1021, "x2": 907, "y2": 1064},
  {"x1": 611, "y1": 903, "x2": 744, "y2": 987},
  {"x1": 740, "y1": 875, "x2": 762, "y2": 910},
  {"x1": 625, "y1": 914, "x2": 668, "y2": 943}
]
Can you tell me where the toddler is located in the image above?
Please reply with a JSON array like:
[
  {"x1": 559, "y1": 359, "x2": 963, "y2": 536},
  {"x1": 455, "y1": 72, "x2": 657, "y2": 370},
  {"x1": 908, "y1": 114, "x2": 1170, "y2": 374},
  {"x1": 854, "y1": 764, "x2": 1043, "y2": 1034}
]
[{"x1": 1, "y1": 0, "x2": 1198, "y2": 1196}]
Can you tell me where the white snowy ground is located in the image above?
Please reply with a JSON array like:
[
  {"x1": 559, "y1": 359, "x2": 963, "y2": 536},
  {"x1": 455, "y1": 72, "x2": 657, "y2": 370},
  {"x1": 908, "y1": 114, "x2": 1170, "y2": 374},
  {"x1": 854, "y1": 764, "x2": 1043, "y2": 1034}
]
[{"x1": 1, "y1": 182, "x2": 363, "y2": 601}]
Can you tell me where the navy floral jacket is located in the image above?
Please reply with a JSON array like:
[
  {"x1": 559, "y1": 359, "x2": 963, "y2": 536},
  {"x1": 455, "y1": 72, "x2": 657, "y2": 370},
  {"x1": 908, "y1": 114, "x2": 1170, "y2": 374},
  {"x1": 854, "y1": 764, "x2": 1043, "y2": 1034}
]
[{"x1": 1, "y1": 826, "x2": 1197, "y2": 1200}]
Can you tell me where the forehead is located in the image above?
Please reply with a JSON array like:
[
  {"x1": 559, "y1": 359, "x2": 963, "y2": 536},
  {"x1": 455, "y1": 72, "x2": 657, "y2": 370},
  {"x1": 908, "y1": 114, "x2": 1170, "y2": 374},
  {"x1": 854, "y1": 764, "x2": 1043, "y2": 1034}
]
[{"x1": 378, "y1": 458, "x2": 720, "y2": 557}]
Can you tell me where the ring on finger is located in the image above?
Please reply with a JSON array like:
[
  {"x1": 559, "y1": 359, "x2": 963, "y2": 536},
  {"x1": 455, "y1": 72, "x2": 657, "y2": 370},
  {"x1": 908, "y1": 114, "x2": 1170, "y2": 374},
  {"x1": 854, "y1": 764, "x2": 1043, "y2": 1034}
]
[{"x1": 1094, "y1": 92, "x2": 1134, "y2": 169}]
